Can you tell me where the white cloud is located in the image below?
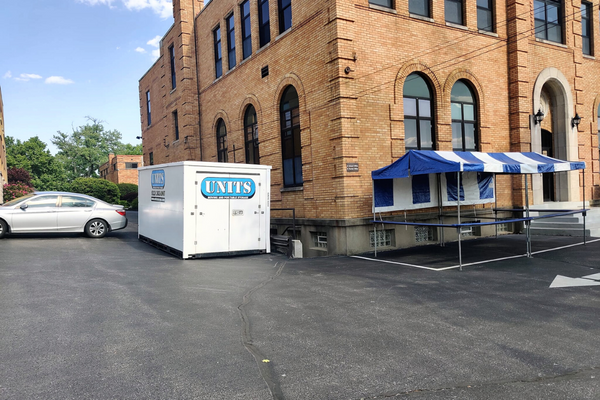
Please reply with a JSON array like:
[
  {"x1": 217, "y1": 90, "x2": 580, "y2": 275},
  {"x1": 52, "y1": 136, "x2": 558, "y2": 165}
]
[
  {"x1": 147, "y1": 35, "x2": 162, "y2": 48},
  {"x1": 3, "y1": 71, "x2": 11, "y2": 79},
  {"x1": 135, "y1": 47, "x2": 146, "y2": 53},
  {"x1": 76, "y1": 0, "x2": 117, "y2": 8},
  {"x1": 78, "y1": 0, "x2": 172, "y2": 18},
  {"x1": 152, "y1": 49, "x2": 160, "y2": 59},
  {"x1": 14, "y1": 73, "x2": 43, "y2": 82},
  {"x1": 123, "y1": 0, "x2": 172, "y2": 19},
  {"x1": 45, "y1": 76, "x2": 75, "y2": 85}
]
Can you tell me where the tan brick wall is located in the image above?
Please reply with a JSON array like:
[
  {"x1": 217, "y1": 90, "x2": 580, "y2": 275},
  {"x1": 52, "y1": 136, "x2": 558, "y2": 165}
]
[
  {"x1": 139, "y1": 0, "x2": 600, "y2": 254},
  {"x1": 99, "y1": 154, "x2": 143, "y2": 186}
]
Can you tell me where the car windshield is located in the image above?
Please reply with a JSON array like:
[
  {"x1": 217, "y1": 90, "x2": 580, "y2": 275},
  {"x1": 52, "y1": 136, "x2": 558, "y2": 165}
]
[{"x1": 2, "y1": 193, "x2": 37, "y2": 207}]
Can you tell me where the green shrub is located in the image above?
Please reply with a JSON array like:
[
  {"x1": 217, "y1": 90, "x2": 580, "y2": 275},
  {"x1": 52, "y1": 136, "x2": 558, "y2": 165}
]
[
  {"x1": 3, "y1": 182, "x2": 35, "y2": 203},
  {"x1": 130, "y1": 198, "x2": 138, "y2": 211},
  {"x1": 117, "y1": 183, "x2": 138, "y2": 200},
  {"x1": 70, "y1": 178, "x2": 120, "y2": 204}
]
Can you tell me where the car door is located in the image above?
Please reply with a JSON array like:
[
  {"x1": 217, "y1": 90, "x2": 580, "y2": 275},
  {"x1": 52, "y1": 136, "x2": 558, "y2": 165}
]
[
  {"x1": 57, "y1": 195, "x2": 96, "y2": 231},
  {"x1": 10, "y1": 195, "x2": 59, "y2": 232}
]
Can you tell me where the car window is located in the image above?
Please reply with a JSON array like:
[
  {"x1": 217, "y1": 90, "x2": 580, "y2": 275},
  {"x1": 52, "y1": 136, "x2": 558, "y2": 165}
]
[
  {"x1": 2, "y1": 194, "x2": 36, "y2": 207},
  {"x1": 60, "y1": 196, "x2": 95, "y2": 208},
  {"x1": 25, "y1": 195, "x2": 59, "y2": 208}
]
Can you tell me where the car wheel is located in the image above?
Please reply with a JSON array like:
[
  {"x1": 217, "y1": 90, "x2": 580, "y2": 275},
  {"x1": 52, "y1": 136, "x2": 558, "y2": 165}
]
[
  {"x1": 85, "y1": 219, "x2": 108, "y2": 238},
  {"x1": 0, "y1": 219, "x2": 7, "y2": 239}
]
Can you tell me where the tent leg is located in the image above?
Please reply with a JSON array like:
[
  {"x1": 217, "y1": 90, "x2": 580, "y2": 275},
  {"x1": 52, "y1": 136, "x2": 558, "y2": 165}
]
[
  {"x1": 438, "y1": 173, "x2": 444, "y2": 247},
  {"x1": 373, "y1": 213, "x2": 377, "y2": 258},
  {"x1": 525, "y1": 174, "x2": 531, "y2": 258},
  {"x1": 457, "y1": 171, "x2": 462, "y2": 271},
  {"x1": 494, "y1": 173, "x2": 498, "y2": 239},
  {"x1": 583, "y1": 169, "x2": 586, "y2": 245}
]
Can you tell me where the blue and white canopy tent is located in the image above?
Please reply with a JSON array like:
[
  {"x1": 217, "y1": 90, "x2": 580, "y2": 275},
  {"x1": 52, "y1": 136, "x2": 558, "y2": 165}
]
[{"x1": 370, "y1": 150, "x2": 587, "y2": 270}]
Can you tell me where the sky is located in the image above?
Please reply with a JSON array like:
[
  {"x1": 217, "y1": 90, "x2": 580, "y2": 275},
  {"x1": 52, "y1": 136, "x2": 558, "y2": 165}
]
[{"x1": 0, "y1": 0, "x2": 176, "y2": 154}]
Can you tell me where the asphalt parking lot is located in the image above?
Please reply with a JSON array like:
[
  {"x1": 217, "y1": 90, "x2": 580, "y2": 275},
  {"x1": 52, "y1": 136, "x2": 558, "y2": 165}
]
[{"x1": 0, "y1": 212, "x2": 599, "y2": 399}]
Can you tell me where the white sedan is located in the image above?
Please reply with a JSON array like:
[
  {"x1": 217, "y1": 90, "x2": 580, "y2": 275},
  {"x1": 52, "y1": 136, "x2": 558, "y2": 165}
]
[{"x1": 0, "y1": 191, "x2": 128, "y2": 239}]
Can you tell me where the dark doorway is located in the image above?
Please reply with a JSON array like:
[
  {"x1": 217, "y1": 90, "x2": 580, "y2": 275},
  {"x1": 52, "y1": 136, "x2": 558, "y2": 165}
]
[{"x1": 541, "y1": 129, "x2": 555, "y2": 201}]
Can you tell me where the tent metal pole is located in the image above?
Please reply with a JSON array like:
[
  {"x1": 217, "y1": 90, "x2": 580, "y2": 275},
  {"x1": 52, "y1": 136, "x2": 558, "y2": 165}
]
[
  {"x1": 457, "y1": 170, "x2": 462, "y2": 271},
  {"x1": 583, "y1": 168, "x2": 586, "y2": 245},
  {"x1": 372, "y1": 181, "x2": 377, "y2": 258},
  {"x1": 438, "y1": 173, "x2": 444, "y2": 247},
  {"x1": 374, "y1": 214, "x2": 377, "y2": 258},
  {"x1": 525, "y1": 174, "x2": 531, "y2": 258},
  {"x1": 494, "y1": 173, "x2": 498, "y2": 239}
]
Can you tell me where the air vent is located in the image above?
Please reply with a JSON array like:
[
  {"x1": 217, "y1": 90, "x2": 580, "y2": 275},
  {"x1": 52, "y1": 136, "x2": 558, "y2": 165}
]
[{"x1": 261, "y1": 65, "x2": 269, "y2": 78}]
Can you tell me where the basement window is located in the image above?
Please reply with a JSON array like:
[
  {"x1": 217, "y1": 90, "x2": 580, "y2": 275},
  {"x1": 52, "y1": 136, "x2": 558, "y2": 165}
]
[
  {"x1": 311, "y1": 231, "x2": 327, "y2": 249},
  {"x1": 415, "y1": 226, "x2": 435, "y2": 243},
  {"x1": 370, "y1": 229, "x2": 393, "y2": 247}
]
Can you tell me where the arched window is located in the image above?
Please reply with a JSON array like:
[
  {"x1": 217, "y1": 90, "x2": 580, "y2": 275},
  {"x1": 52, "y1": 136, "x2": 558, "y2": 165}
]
[
  {"x1": 403, "y1": 73, "x2": 434, "y2": 150},
  {"x1": 244, "y1": 105, "x2": 259, "y2": 164},
  {"x1": 280, "y1": 86, "x2": 302, "y2": 187},
  {"x1": 216, "y1": 119, "x2": 228, "y2": 162},
  {"x1": 451, "y1": 80, "x2": 478, "y2": 151}
]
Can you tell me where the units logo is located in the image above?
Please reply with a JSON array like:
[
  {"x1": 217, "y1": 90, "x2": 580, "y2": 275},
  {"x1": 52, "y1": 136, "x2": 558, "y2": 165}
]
[
  {"x1": 151, "y1": 170, "x2": 165, "y2": 189},
  {"x1": 201, "y1": 177, "x2": 256, "y2": 199}
]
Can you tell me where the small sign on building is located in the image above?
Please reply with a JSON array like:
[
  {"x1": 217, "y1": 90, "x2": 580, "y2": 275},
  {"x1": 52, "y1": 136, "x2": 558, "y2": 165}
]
[{"x1": 346, "y1": 163, "x2": 359, "y2": 172}]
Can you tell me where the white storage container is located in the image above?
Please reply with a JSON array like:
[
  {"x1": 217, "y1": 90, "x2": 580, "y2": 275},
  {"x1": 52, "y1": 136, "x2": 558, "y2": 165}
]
[{"x1": 138, "y1": 161, "x2": 271, "y2": 259}]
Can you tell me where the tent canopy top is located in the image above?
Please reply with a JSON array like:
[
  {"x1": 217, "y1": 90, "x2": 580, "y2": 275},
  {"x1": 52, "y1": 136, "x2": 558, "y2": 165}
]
[{"x1": 371, "y1": 150, "x2": 585, "y2": 180}]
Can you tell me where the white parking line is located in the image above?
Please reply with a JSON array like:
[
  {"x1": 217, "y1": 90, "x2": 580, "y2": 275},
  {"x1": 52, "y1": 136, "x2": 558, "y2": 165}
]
[{"x1": 351, "y1": 238, "x2": 600, "y2": 271}]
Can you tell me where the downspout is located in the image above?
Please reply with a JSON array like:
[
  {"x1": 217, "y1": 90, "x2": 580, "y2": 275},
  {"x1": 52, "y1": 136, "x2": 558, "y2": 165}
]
[{"x1": 192, "y1": 0, "x2": 203, "y2": 161}]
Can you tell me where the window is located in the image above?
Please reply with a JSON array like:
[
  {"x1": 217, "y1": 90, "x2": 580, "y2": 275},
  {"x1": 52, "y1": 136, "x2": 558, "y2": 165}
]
[
  {"x1": 278, "y1": 0, "x2": 292, "y2": 33},
  {"x1": 244, "y1": 105, "x2": 260, "y2": 164},
  {"x1": 226, "y1": 14, "x2": 236, "y2": 70},
  {"x1": 370, "y1": 0, "x2": 393, "y2": 7},
  {"x1": 173, "y1": 110, "x2": 179, "y2": 141},
  {"x1": 403, "y1": 73, "x2": 434, "y2": 150},
  {"x1": 370, "y1": 230, "x2": 393, "y2": 247},
  {"x1": 241, "y1": 0, "x2": 252, "y2": 59},
  {"x1": 582, "y1": 2, "x2": 592, "y2": 55},
  {"x1": 26, "y1": 195, "x2": 58, "y2": 208},
  {"x1": 445, "y1": 0, "x2": 464, "y2": 25},
  {"x1": 415, "y1": 226, "x2": 435, "y2": 243},
  {"x1": 451, "y1": 80, "x2": 478, "y2": 151},
  {"x1": 60, "y1": 196, "x2": 94, "y2": 208},
  {"x1": 311, "y1": 232, "x2": 327, "y2": 249},
  {"x1": 214, "y1": 26, "x2": 222, "y2": 79},
  {"x1": 146, "y1": 91, "x2": 151, "y2": 126},
  {"x1": 216, "y1": 119, "x2": 228, "y2": 162},
  {"x1": 149, "y1": 152, "x2": 154, "y2": 165},
  {"x1": 125, "y1": 163, "x2": 138, "y2": 169},
  {"x1": 169, "y1": 45, "x2": 176, "y2": 90},
  {"x1": 409, "y1": 0, "x2": 429, "y2": 17},
  {"x1": 280, "y1": 86, "x2": 302, "y2": 187},
  {"x1": 258, "y1": 0, "x2": 271, "y2": 47},
  {"x1": 534, "y1": 0, "x2": 562, "y2": 43},
  {"x1": 477, "y1": 0, "x2": 494, "y2": 31}
]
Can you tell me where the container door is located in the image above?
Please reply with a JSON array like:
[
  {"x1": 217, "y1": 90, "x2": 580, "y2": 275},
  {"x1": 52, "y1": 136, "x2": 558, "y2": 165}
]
[
  {"x1": 228, "y1": 174, "x2": 262, "y2": 252},
  {"x1": 195, "y1": 172, "x2": 230, "y2": 254}
]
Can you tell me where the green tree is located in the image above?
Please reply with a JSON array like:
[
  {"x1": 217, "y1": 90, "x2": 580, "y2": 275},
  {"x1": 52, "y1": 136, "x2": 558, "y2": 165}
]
[
  {"x1": 5, "y1": 136, "x2": 68, "y2": 191},
  {"x1": 70, "y1": 178, "x2": 120, "y2": 204},
  {"x1": 115, "y1": 143, "x2": 143, "y2": 155},
  {"x1": 52, "y1": 117, "x2": 123, "y2": 180}
]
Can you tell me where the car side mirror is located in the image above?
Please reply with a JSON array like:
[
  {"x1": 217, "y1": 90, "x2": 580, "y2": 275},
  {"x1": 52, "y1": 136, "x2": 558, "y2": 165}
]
[{"x1": 20, "y1": 204, "x2": 28, "y2": 210}]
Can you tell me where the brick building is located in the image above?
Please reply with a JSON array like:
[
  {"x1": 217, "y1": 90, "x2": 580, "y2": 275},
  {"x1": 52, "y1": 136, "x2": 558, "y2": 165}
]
[
  {"x1": 99, "y1": 154, "x2": 143, "y2": 185},
  {"x1": 139, "y1": 0, "x2": 600, "y2": 257},
  {"x1": 0, "y1": 86, "x2": 6, "y2": 203}
]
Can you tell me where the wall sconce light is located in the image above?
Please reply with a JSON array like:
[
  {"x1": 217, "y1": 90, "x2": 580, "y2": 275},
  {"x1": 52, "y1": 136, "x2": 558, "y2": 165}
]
[
  {"x1": 534, "y1": 109, "x2": 545, "y2": 125},
  {"x1": 344, "y1": 66, "x2": 354, "y2": 74},
  {"x1": 163, "y1": 138, "x2": 169, "y2": 148},
  {"x1": 572, "y1": 113, "x2": 582, "y2": 128}
]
